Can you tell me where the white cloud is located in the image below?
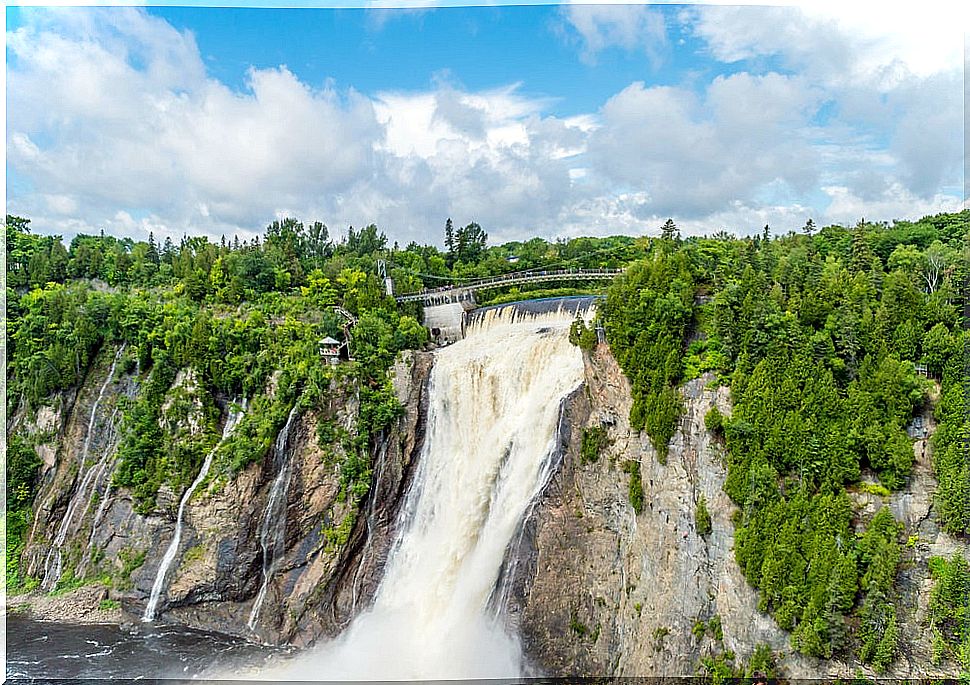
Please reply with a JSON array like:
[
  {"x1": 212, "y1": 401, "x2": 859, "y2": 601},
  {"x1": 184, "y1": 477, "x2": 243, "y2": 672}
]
[
  {"x1": 559, "y1": 3, "x2": 667, "y2": 65},
  {"x1": 683, "y1": 4, "x2": 964, "y2": 217},
  {"x1": 5, "y1": 5, "x2": 964, "y2": 247},
  {"x1": 586, "y1": 73, "x2": 824, "y2": 218},
  {"x1": 822, "y1": 183, "x2": 967, "y2": 227},
  {"x1": 688, "y1": 4, "x2": 964, "y2": 87}
]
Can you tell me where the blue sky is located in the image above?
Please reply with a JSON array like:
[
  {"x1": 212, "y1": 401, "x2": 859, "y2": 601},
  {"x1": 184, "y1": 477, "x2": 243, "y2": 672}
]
[
  {"x1": 5, "y1": 2, "x2": 966, "y2": 246},
  {"x1": 142, "y1": 5, "x2": 741, "y2": 116}
]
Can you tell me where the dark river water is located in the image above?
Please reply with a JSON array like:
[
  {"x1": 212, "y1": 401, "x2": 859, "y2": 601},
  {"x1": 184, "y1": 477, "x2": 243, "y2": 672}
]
[{"x1": 6, "y1": 615, "x2": 279, "y2": 682}]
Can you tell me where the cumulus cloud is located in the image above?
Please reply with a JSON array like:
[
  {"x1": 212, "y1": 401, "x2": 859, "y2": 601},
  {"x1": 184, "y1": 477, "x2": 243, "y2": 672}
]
[
  {"x1": 688, "y1": 3, "x2": 964, "y2": 87},
  {"x1": 822, "y1": 183, "x2": 966, "y2": 227},
  {"x1": 587, "y1": 73, "x2": 824, "y2": 218},
  {"x1": 685, "y1": 3, "x2": 964, "y2": 215},
  {"x1": 5, "y1": 5, "x2": 964, "y2": 246},
  {"x1": 559, "y1": 3, "x2": 667, "y2": 65},
  {"x1": 7, "y1": 7, "x2": 384, "y2": 239}
]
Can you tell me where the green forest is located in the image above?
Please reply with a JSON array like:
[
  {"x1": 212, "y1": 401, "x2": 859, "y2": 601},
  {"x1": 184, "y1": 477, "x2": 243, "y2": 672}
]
[
  {"x1": 599, "y1": 212, "x2": 969, "y2": 671},
  {"x1": 6, "y1": 209, "x2": 970, "y2": 673}
]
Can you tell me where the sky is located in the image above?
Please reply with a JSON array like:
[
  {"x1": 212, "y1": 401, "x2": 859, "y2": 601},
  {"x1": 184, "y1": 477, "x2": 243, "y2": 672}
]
[{"x1": 5, "y1": 1, "x2": 968, "y2": 247}]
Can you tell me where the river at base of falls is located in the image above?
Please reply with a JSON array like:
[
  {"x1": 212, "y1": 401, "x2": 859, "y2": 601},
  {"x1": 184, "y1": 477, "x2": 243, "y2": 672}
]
[{"x1": 5, "y1": 615, "x2": 281, "y2": 682}]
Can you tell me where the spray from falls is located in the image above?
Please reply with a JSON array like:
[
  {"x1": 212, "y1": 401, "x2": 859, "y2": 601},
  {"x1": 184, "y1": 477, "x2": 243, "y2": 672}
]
[
  {"x1": 248, "y1": 403, "x2": 301, "y2": 631},
  {"x1": 142, "y1": 399, "x2": 247, "y2": 622},
  {"x1": 262, "y1": 303, "x2": 588, "y2": 680},
  {"x1": 41, "y1": 344, "x2": 126, "y2": 591}
]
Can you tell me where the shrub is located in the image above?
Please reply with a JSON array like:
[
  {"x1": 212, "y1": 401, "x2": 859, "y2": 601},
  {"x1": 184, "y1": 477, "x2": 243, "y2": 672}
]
[
  {"x1": 580, "y1": 425, "x2": 609, "y2": 464},
  {"x1": 695, "y1": 495, "x2": 713, "y2": 536},
  {"x1": 704, "y1": 406, "x2": 724, "y2": 436},
  {"x1": 622, "y1": 460, "x2": 644, "y2": 514}
]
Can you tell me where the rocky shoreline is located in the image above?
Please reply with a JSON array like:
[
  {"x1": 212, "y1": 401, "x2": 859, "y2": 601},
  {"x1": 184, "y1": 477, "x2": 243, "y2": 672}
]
[{"x1": 7, "y1": 584, "x2": 124, "y2": 625}]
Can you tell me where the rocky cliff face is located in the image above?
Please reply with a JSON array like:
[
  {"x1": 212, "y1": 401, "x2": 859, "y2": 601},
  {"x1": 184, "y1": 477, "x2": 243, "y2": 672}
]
[
  {"x1": 503, "y1": 341, "x2": 967, "y2": 678},
  {"x1": 18, "y1": 345, "x2": 433, "y2": 646},
  {"x1": 15, "y1": 337, "x2": 966, "y2": 677}
]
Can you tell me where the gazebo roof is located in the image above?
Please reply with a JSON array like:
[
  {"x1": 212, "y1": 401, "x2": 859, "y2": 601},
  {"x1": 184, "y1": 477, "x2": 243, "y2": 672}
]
[{"x1": 319, "y1": 336, "x2": 341, "y2": 346}]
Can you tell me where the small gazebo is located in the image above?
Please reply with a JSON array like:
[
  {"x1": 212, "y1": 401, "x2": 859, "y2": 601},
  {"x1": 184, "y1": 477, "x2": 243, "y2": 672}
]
[{"x1": 319, "y1": 337, "x2": 342, "y2": 365}]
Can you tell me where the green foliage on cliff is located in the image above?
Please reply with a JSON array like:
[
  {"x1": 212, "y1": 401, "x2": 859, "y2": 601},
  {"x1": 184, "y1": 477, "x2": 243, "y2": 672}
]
[
  {"x1": 603, "y1": 249, "x2": 695, "y2": 462},
  {"x1": 600, "y1": 211, "x2": 969, "y2": 667},
  {"x1": 569, "y1": 316, "x2": 599, "y2": 350},
  {"x1": 5, "y1": 215, "x2": 424, "y2": 550},
  {"x1": 694, "y1": 495, "x2": 712, "y2": 536},
  {"x1": 621, "y1": 459, "x2": 644, "y2": 514},
  {"x1": 932, "y1": 358, "x2": 970, "y2": 536},
  {"x1": 699, "y1": 643, "x2": 776, "y2": 682},
  {"x1": 6, "y1": 434, "x2": 43, "y2": 593},
  {"x1": 928, "y1": 554, "x2": 970, "y2": 669},
  {"x1": 580, "y1": 425, "x2": 609, "y2": 464}
]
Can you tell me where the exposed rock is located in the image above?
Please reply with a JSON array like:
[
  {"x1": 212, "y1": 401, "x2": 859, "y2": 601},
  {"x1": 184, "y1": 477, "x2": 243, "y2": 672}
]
[
  {"x1": 505, "y1": 342, "x2": 967, "y2": 678},
  {"x1": 505, "y1": 342, "x2": 808, "y2": 676},
  {"x1": 16, "y1": 333, "x2": 968, "y2": 678},
  {"x1": 7, "y1": 585, "x2": 120, "y2": 624},
  {"x1": 23, "y1": 347, "x2": 133, "y2": 580},
  {"x1": 122, "y1": 351, "x2": 434, "y2": 645}
]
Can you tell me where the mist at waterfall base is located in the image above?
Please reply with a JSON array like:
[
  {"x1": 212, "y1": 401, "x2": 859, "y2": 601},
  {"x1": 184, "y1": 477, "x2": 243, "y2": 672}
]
[{"x1": 256, "y1": 304, "x2": 587, "y2": 681}]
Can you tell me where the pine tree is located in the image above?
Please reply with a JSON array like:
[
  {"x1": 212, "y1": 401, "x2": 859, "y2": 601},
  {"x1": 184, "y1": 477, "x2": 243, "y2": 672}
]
[
  {"x1": 850, "y1": 220, "x2": 875, "y2": 272},
  {"x1": 802, "y1": 218, "x2": 816, "y2": 236},
  {"x1": 162, "y1": 236, "x2": 175, "y2": 264},
  {"x1": 147, "y1": 231, "x2": 160, "y2": 265},
  {"x1": 660, "y1": 218, "x2": 679, "y2": 241},
  {"x1": 444, "y1": 218, "x2": 455, "y2": 255}
]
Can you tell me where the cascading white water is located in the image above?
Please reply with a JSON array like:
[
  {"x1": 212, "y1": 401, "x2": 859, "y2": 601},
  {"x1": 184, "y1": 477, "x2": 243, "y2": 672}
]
[
  {"x1": 349, "y1": 432, "x2": 391, "y2": 616},
  {"x1": 142, "y1": 400, "x2": 247, "y2": 622},
  {"x1": 248, "y1": 404, "x2": 301, "y2": 631},
  {"x1": 41, "y1": 344, "x2": 126, "y2": 591},
  {"x1": 262, "y1": 303, "x2": 587, "y2": 681},
  {"x1": 76, "y1": 405, "x2": 124, "y2": 577}
]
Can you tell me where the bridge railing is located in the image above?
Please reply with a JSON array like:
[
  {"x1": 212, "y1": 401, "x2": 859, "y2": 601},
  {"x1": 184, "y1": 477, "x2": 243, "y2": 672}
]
[{"x1": 395, "y1": 267, "x2": 624, "y2": 302}]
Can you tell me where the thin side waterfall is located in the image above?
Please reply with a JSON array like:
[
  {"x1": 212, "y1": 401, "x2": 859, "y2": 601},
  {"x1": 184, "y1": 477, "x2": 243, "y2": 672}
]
[
  {"x1": 349, "y1": 431, "x2": 392, "y2": 617},
  {"x1": 142, "y1": 399, "x2": 247, "y2": 622},
  {"x1": 260, "y1": 303, "x2": 588, "y2": 680},
  {"x1": 80, "y1": 369, "x2": 142, "y2": 575},
  {"x1": 248, "y1": 404, "x2": 301, "y2": 631},
  {"x1": 76, "y1": 405, "x2": 124, "y2": 577},
  {"x1": 41, "y1": 344, "x2": 126, "y2": 591}
]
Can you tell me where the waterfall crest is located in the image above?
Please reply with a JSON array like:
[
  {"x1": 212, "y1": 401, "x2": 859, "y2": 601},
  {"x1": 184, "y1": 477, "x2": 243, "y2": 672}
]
[
  {"x1": 142, "y1": 399, "x2": 247, "y2": 622},
  {"x1": 264, "y1": 303, "x2": 587, "y2": 680}
]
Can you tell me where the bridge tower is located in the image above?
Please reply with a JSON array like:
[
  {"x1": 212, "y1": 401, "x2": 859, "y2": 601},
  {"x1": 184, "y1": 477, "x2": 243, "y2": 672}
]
[{"x1": 378, "y1": 259, "x2": 394, "y2": 297}]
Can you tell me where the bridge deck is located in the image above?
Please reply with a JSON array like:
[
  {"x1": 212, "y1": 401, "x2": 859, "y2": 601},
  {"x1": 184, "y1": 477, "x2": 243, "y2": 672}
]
[{"x1": 394, "y1": 268, "x2": 623, "y2": 303}]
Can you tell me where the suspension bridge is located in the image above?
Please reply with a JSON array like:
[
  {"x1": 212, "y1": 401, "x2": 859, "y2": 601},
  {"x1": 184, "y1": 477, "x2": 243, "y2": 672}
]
[{"x1": 392, "y1": 267, "x2": 624, "y2": 305}]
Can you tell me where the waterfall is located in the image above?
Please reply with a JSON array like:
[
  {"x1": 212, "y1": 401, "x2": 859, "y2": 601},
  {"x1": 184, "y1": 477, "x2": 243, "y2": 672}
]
[
  {"x1": 76, "y1": 405, "x2": 123, "y2": 577},
  {"x1": 248, "y1": 403, "x2": 301, "y2": 631},
  {"x1": 262, "y1": 303, "x2": 587, "y2": 680},
  {"x1": 142, "y1": 399, "x2": 247, "y2": 622},
  {"x1": 41, "y1": 344, "x2": 126, "y2": 591},
  {"x1": 349, "y1": 431, "x2": 391, "y2": 617}
]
